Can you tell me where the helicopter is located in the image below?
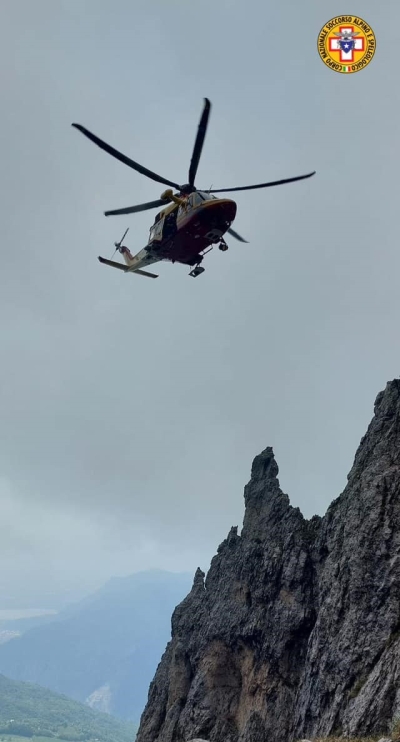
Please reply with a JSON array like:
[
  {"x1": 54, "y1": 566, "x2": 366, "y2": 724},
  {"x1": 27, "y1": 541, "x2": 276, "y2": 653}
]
[{"x1": 72, "y1": 99, "x2": 315, "y2": 279}]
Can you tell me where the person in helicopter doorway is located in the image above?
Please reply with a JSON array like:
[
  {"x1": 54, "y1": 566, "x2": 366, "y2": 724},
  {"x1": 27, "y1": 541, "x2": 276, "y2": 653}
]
[{"x1": 160, "y1": 189, "x2": 187, "y2": 239}]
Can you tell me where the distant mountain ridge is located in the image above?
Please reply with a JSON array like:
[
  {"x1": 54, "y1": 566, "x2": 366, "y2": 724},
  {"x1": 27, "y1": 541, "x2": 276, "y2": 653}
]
[
  {"x1": 0, "y1": 672, "x2": 136, "y2": 742},
  {"x1": 0, "y1": 570, "x2": 192, "y2": 725},
  {"x1": 0, "y1": 614, "x2": 58, "y2": 637}
]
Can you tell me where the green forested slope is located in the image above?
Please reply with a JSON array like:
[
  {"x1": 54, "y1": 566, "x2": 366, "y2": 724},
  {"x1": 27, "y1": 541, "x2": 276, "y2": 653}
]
[{"x1": 0, "y1": 674, "x2": 136, "y2": 742}]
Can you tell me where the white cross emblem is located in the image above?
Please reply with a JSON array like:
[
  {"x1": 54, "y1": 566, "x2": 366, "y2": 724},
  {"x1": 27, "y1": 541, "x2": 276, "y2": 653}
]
[{"x1": 329, "y1": 26, "x2": 365, "y2": 62}]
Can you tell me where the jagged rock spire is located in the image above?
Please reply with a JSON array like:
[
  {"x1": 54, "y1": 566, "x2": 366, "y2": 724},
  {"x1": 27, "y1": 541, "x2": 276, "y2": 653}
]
[
  {"x1": 242, "y1": 446, "x2": 301, "y2": 541},
  {"x1": 249, "y1": 446, "x2": 279, "y2": 481},
  {"x1": 191, "y1": 568, "x2": 205, "y2": 591},
  {"x1": 137, "y1": 380, "x2": 400, "y2": 742}
]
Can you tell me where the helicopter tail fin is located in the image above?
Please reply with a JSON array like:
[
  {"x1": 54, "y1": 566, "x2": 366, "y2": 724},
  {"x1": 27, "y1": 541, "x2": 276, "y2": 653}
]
[
  {"x1": 132, "y1": 268, "x2": 159, "y2": 278},
  {"x1": 98, "y1": 256, "x2": 158, "y2": 278},
  {"x1": 98, "y1": 257, "x2": 128, "y2": 272},
  {"x1": 118, "y1": 245, "x2": 136, "y2": 266}
]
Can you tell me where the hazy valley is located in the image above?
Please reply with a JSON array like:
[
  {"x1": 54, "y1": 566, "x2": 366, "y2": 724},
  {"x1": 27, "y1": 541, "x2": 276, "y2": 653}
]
[{"x1": 0, "y1": 571, "x2": 192, "y2": 726}]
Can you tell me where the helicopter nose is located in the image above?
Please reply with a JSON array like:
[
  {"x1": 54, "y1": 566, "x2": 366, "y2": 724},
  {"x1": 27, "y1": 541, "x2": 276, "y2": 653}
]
[{"x1": 211, "y1": 198, "x2": 237, "y2": 222}]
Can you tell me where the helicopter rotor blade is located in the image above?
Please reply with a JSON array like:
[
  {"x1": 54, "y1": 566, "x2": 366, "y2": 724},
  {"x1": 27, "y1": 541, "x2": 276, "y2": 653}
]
[
  {"x1": 117, "y1": 227, "x2": 129, "y2": 245},
  {"x1": 227, "y1": 227, "x2": 248, "y2": 243},
  {"x1": 188, "y1": 98, "x2": 211, "y2": 187},
  {"x1": 104, "y1": 198, "x2": 169, "y2": 217},
  {"x1": 208, "y1": 171, "x2": 316, "y2": 193},
  {"x1": 72, "y1": 124, "x2": 180, "y2": 189}
]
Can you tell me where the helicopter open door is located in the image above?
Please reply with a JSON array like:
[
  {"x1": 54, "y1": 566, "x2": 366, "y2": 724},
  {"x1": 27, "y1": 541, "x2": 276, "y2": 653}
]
[{"x1": 149, "y1": 218, "x2": 164, "y2": 243}]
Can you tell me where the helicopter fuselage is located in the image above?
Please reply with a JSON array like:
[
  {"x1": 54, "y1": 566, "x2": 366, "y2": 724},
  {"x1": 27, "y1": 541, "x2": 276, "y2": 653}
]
[
  {"x1": 74, "y1": 97, "x2": 315, "y2": 279},
  {"x1": 146, "y1": 191, "x2": 237, "y2": 266}
]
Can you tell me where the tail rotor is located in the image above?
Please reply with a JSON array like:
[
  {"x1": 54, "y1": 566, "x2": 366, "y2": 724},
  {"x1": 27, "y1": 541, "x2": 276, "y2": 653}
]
[{"x1": 111, "y1": 227, "x2": 129, "y2": 258}]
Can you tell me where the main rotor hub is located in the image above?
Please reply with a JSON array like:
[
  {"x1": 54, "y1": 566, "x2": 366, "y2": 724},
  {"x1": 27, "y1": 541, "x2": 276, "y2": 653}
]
[{"x1": 179, "y1": 184, "x2": 196, "y2": 195}]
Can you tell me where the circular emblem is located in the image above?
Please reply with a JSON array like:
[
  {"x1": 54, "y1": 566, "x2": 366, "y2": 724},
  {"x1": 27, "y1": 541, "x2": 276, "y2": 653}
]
[{"x1": 317, "y1": 15, "x2": 376, "y2": 73}]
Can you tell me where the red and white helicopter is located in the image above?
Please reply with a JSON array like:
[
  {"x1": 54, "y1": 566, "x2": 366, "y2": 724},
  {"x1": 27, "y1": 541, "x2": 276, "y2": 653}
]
[{"x1": 72, "y1": 99, "x2": 315, "y2": 279}]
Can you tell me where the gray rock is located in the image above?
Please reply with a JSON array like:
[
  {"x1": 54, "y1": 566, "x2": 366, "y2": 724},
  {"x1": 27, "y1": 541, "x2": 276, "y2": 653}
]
[{"x1": 136, "y1": 380, "x2": 400, "y2": 742}]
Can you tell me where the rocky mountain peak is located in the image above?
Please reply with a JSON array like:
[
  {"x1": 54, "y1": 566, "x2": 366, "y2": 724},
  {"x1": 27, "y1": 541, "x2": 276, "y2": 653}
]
[
  {"x1": 137, "y1": 379, "x2": 400, "y2": 742},
  {"x1": 346, "y1": 378, "x2": 400, "y2": 486},
  {"x1": 242, "y1": 445, "x2": 303, "y2": 543},
  {"x1": 249, "y1": 445, "x2": 279, "y2": 482}
]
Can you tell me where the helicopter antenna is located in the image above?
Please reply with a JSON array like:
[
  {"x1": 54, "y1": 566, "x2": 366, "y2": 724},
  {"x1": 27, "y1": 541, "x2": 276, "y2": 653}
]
[{"x1": 111, "y1": 227, "x2": 129, "y2": 258}]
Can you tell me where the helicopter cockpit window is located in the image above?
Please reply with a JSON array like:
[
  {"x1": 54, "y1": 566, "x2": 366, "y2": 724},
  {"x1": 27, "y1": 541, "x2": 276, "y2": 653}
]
[{"x1": 196, "y1": 191, "x2": 217, "y2": 201}]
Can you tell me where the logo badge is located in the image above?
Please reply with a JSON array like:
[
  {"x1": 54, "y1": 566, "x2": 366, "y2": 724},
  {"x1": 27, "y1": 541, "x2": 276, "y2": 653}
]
[{"x1": 318, "y1": 16, "x2": 376, "y2": 73}]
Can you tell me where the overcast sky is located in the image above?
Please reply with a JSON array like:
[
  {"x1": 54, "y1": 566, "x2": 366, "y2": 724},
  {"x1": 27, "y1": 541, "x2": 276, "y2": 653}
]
[{"x1": 0, "y1": 0, "x2": 399, "y2": 608}]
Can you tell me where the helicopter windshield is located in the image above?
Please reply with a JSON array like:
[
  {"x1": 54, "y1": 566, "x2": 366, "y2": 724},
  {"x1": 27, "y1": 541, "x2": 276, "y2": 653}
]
[
  {"x1": 176, "y1": 191, "x2": 213, "y2": 217},
  {"x1": 196, "y1": 191, "x2": 217, "y2": 201}
]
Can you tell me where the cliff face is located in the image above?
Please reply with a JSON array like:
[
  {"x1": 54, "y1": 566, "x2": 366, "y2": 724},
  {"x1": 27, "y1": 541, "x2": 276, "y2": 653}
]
[{"x1": 136, "y1": 380, "x2": 400, "y2": 742}]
